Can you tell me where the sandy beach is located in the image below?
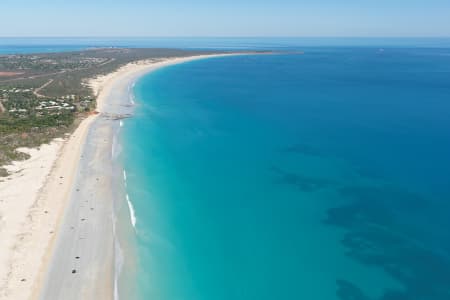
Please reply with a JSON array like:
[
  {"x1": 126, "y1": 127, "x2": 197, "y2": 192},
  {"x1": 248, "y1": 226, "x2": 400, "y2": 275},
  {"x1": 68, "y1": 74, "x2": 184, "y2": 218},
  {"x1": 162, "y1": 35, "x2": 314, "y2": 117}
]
[{"x1": 0, "y1": 54, "x2": 232, "y2": 300}]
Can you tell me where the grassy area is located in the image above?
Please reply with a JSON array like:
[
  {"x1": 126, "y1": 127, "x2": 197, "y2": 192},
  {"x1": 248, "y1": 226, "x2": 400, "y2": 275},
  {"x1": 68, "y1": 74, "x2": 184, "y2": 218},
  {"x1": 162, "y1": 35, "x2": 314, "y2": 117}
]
[{"x1": 0, "y1": 111, "x2": 76, "y2": 170}]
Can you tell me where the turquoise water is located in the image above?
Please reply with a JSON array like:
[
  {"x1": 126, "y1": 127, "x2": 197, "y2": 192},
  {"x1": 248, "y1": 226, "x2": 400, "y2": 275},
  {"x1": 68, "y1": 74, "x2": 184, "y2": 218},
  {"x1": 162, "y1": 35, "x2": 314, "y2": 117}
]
[{"x1": 123, "y1": 49, "x2": 450, "y2": 299}]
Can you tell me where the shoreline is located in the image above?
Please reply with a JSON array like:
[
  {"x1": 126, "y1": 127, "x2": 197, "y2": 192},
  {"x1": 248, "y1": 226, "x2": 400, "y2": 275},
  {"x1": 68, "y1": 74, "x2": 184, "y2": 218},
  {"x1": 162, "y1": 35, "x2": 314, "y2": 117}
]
[{"x1": 0, "y1": 53, "x2": 237, "y2": 300}]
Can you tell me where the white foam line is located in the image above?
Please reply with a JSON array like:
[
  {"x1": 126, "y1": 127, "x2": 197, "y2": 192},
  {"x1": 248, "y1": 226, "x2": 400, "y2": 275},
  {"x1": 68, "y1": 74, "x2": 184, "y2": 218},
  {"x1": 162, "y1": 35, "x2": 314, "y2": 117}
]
[
  {"x1": 126, "y1": 194, "x2": 137, "y2": 229},
  {"x1": 129, "y1": 82, "x2": 136, "y2": 105}
]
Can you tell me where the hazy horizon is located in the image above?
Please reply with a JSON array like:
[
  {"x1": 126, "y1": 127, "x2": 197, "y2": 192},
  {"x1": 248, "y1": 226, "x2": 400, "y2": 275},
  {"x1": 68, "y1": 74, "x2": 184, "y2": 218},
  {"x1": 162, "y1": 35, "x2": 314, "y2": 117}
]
[{"x1": 2, "y1": 0, "x2": 450, "y2": 37}]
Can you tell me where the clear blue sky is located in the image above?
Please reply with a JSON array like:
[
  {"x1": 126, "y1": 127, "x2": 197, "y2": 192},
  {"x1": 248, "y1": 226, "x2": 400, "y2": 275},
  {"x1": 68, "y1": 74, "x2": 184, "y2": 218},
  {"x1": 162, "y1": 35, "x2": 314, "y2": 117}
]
[{"x1": 1, "y1": 0, "x2": 450, "y2": 37}]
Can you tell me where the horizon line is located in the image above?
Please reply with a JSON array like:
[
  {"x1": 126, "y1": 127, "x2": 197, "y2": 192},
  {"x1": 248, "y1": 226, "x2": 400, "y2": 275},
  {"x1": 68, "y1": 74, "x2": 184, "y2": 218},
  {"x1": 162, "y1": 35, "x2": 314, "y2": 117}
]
[{"x1": 1, "y1": 36, "x2": 450, "y2": 39}]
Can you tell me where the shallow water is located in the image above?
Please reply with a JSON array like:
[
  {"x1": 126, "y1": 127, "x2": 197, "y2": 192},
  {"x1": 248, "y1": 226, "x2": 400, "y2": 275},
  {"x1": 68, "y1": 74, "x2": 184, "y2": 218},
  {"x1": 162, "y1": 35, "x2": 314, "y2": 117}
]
[{"x1": 121, "y1": 49, "x2": 450, "y2": 299}]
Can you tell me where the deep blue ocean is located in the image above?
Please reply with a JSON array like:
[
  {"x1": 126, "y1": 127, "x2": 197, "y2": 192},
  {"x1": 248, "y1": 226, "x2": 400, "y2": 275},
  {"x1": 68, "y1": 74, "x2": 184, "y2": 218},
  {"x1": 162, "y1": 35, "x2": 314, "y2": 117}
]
[
  {"x1": 120, "y1": 47, "x2": 450, "y2": 300},
  {"x1": 2, "y1": 38, "x2": 450, "y2": 299},
  {"x1": 2, "y1": 37, "x2": 450, "y2": 53}
]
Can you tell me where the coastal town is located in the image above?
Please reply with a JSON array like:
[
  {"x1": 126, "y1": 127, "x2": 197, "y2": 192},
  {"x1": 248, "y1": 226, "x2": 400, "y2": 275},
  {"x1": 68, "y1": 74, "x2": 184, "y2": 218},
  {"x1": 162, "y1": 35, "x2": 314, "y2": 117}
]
[{"x1": 0, "y1": 88, "x2": 93, "y2": 115}]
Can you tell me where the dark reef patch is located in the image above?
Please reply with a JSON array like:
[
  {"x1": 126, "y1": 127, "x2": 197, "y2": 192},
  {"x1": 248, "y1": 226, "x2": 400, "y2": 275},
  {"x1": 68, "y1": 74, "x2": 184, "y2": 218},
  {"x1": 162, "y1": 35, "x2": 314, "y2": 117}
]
[
  {"x1": 336, "y1": 279, "x2": 371, "y2": 300},
  {"x1": 270, "y1": 166, "x2": 334, "y2": 192},
  {"x1": 326, "y1": 185, "x2": 450, "y2": 300}
]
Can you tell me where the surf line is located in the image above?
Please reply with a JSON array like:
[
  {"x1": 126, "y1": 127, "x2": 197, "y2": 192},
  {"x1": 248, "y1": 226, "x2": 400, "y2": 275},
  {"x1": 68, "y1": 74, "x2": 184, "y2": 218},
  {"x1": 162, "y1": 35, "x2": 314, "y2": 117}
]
[{"x1": 126, "y1": 193, "x2": 137, "y2": 229}]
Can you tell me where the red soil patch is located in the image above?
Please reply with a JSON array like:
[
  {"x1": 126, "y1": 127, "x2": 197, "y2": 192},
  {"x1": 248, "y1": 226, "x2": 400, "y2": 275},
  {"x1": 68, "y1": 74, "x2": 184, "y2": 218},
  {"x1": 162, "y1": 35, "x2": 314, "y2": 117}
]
[{"x1": 0, "y1": 71, "x2": 24, "y2": 77}]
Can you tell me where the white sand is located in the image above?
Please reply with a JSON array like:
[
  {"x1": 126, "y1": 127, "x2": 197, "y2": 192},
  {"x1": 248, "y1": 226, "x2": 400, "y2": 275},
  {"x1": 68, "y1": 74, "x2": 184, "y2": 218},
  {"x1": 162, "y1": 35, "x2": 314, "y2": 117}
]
[
  {"x1": 0, "y1": 53, "x2": 234, "y2": 300},
  {"x1": 0, "y1": 142, "x2": 63, "y2": 297},
  {"x1": 0, "y1": 115, "x2": 95, "y2": 300}
]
